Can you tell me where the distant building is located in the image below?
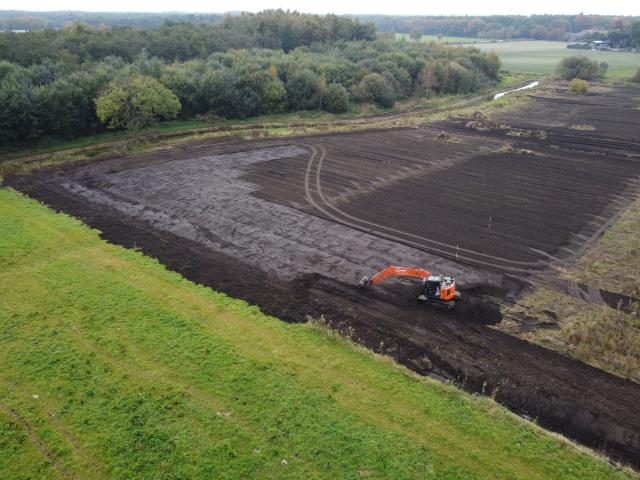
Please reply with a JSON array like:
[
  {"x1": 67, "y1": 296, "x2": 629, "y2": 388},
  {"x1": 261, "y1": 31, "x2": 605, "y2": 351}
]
[
  {"x1": 567, "y1": 40, "x2": 611, "y2": 51},
  {"x1": 590, "y1": 40, "x2": 611, "y2": 50}
]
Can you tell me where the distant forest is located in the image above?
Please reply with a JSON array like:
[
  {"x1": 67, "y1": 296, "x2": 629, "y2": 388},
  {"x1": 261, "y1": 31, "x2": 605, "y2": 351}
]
[
  {"x1": 0, "y1": 10, "x2": 226, "y2": 30},
  {"x1": 2, "y1": 10, "x2": 640, "y2": 42},
  {"x1": 0, "y1": 11, "x2": 501, "y2": 145},
  {"x1": 0, "y1": 12, "x2": 377, "y2": 64},
  {"x1": 357, "y1": 14, "x2": 640, "y2": 42}
]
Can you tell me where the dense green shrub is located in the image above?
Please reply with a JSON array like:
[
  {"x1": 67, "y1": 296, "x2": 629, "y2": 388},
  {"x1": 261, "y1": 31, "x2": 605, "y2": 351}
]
[
  {"x1": 322, "y1": 83, "x2": 350, "y2": 113},
  {"x1": 556, "y1": 55, "x2": 608, "y2": 80},
  {"x1": 95, "y1": 75, "x2": 181, "y2": 130},
  {"x1": 352, "y1": 73, "x2": 396, "y2": 108},
  {"x1": 287, "y1": 68, "x2": 320, "y2": 110},
  {"x1": 0, "y1": 77, "x2": 41, "y2": 142},
  {"x1": 262, "y1": 78, "x2": 288, "y2": 113}
]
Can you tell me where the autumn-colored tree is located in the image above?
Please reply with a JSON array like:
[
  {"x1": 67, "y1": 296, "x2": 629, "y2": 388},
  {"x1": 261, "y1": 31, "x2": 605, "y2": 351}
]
[
  {"x1": 569, "y1": 78, "x2": 588, "y2": 94},
  {"x1": 415, "y1": 63, "x2": 438, "y2": 96}
]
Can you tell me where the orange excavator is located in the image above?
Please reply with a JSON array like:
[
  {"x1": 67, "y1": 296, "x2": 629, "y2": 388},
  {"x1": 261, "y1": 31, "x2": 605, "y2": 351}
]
[{"x1": 358, "y1": 266, "x2": 462, "y2": 310}]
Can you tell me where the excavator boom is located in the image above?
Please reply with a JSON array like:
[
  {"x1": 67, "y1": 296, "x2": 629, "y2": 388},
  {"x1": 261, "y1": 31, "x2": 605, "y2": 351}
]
[
  {"x1": 365, "y1": 266, "x2": 431, "y2": 285},
  {"x1": 359, "y1": 265, "x2": 461, "y2": 309}
]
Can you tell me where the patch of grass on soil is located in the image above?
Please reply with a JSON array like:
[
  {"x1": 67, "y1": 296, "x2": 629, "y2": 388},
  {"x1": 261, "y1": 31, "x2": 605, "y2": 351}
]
[
  {"x1": 0, "y1": 187, "x2": 631, "y2": 479},
  {"x1": 500, "y1": 196, "x2": 640, "y2": 383},
  {"x1": 501, "y1": 288, "x2": 640, "y2": 383},
  {"x1": 569, "y1": 197, "x2": 640, "y2": 298},
  {"x1": 495, "y1": 72, "x2": 536, "y2": 89}
]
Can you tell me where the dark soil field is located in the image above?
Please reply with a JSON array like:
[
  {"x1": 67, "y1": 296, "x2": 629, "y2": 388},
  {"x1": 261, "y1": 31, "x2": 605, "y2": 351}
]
[{"x1": 6, "y1": 82, "x2": 640, "y2": 467}]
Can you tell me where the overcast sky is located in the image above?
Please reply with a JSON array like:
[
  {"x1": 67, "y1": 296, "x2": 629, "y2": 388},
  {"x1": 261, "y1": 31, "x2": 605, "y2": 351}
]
[{"x1": 3, "y1": 0, "x2": 639, "y2": 16}]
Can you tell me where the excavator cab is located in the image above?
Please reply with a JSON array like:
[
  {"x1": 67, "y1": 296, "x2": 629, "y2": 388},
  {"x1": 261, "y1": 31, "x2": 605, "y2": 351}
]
[
  {"x1": 359, "y1": 266, "x2": 461, "y2": 310},
  {"x1": 418, "y1": 274, "x2": 458, "y2": 305},
  {"x1": 422, "y1": 278, "x2": 440, "y2": 298}
]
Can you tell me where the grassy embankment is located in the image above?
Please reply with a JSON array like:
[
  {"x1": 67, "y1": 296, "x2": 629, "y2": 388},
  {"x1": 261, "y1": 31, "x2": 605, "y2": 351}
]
[
  {"x1": 475, "y1": 40, "x2": 640, "y2": 77},
  {"x1": 0, "y1": 187, "x2": 633, "y2": 479},
  {"x1": 500, "y1": 198, "x2": 640, "y2": 383}
]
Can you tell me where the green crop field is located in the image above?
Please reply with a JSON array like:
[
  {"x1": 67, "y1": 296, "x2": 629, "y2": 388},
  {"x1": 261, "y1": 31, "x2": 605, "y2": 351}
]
[
  {"x1": 475, "y1": 40, "x2": 640, "y2": 77},
  {"x1": 0, "y1": 188, "x2": 633, "y2": 479}
]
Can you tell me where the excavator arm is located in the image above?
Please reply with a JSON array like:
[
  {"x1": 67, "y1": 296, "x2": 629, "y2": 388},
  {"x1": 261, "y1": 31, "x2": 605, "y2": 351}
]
[
  {"x1": 359, "y1": 265, "x2": 431, "y2": 288},
  {"x1": 359, "y1": 265, "x2": 461, "y2": 309}
]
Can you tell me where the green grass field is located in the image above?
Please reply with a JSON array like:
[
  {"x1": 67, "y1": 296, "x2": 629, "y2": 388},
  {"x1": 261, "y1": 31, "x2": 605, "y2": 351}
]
[
  {"x1": 396, "y1": 33, "x2": 489, "y2": 44},
  {"x1": 0, "y1": 187, "x2": 634, "y2": 479},
  {"x1": 475, "y1": 40, "x2": 640, "y2": 77}
]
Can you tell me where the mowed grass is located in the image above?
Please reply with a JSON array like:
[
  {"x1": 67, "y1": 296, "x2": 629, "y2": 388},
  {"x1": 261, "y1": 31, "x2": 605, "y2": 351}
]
[
  {"x1": 0, "y1": 188, "x2": 633, "y2": 480},
  {"x1": 475, "y1": 40, "x2": 640, "y2": 76}
]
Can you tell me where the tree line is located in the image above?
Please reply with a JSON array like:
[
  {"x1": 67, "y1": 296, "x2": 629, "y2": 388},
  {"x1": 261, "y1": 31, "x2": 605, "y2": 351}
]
[
  {"x1": 0, "y1": 35, "x2": 500, "y2": 145},
  {"x1": 0, "y1": 11, "x2": 376, "y2": 66},
  {"x1": 0, "y1": 10, "x2": 225, "y2": 30},
  {"x1": 355, "y1": 14, "x2": 640, "y2": 42},
  {"x1": 580, "y1": 20, "x2": 640, "y2": 48},
  {"x1": 3, "y1": 11, "x2": 639, "y2": 43}
]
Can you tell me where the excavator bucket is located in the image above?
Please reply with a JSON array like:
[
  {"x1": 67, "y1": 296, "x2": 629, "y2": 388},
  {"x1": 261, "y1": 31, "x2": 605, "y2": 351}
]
[{"x1": 358, "y1": 276, "x2": 372, "y2": 288}]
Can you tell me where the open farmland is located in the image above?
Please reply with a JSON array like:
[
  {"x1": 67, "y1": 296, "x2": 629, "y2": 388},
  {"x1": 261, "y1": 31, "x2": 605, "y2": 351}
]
[
  {"x1": 6, "y1": 82, "x2": 640, "y2": 468},
  {"x1": 475, "y1": 40, "x2": 640, "y2": 76}
]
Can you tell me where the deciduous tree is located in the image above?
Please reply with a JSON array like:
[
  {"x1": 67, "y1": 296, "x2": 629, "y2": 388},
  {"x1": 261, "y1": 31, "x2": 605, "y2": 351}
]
[
  {"x1": 95, "y1": 75, "x2": 180, "y2": 130},
  {"x1": 556, "y1": 56, "x2": 608, "y2": 80},
  {"x1": 323, "y1": 83, "x2": 349, "y2": 113}
]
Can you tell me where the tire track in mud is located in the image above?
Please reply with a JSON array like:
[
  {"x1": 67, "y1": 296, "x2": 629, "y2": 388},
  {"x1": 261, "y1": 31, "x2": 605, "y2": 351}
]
[{"x1": 303, "y1": 143, "x2": 546, "y2": 274}]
